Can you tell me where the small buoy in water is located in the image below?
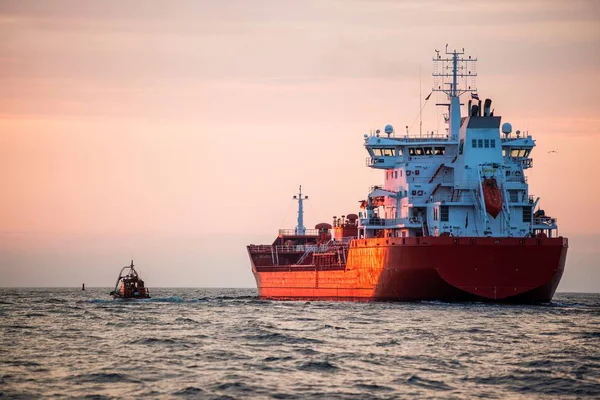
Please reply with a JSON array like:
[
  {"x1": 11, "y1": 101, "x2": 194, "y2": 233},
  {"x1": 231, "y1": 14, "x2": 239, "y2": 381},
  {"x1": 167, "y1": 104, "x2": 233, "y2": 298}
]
[{"x1": 82, "y1": 283, "x2": 85, "y2": 291}]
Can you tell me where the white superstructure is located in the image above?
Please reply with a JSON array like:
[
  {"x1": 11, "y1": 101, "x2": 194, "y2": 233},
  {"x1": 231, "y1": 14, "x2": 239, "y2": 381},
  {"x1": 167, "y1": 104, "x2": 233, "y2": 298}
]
[{"x1": 359, "y1": 46, "x2": 558, "y2": 239}]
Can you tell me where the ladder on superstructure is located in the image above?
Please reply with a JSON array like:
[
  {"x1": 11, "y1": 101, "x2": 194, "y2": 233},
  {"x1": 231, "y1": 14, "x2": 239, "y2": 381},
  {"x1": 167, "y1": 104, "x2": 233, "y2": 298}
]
[
  {"x1": 499, "y1": 174, "x2": 512, "y2": 236},
  {"x1": 475, "y1": 166, "x2": 491, "y2": 236}
]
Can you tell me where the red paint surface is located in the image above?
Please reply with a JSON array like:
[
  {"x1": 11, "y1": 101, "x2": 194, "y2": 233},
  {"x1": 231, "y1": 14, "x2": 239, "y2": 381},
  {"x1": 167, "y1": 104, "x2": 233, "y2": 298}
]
[{"x1": 248, "y1": 237, "x2": 568, "y2": 303}]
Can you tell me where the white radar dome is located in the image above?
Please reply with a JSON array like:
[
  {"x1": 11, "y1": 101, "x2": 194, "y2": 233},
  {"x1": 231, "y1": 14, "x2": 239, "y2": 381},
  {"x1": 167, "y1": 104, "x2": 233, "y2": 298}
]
[
  {"x1": 384, "y1": 124, "x2": 394, "y2": 134},
  {"x1": 501, "y1": 122, "x2": 512, "y2": 134}
]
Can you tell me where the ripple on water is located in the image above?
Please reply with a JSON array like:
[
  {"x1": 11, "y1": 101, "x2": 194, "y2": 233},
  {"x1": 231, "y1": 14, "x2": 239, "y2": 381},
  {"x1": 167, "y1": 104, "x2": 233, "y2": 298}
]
[
  {"x1": 465, "y1": 373, "x2": 600, "y2": 397},
  {"x1": 242, "y1": 332, "x2": 324, "y2": 345},
  {"x1": 126, "y1": 337, "x2": 192, "y2": 348},
  {"x1": 297, "y1": 360, "x2": 339, "y2": 372},
  {"x1": 352, "y1": 382, "x2": 394, "y2": 392},
  {"x1": 68, "y1": 372, "x2": 140, "y2": 384},
  {"x1": 173, "y1": 386, "x2": 204, "y2": 396},
  {"x1": 402, "y1": 375, "x2": 453, "y2": 391},
  {"x1": 0, "y1": 289, "x2": 597, "y2": 399}
]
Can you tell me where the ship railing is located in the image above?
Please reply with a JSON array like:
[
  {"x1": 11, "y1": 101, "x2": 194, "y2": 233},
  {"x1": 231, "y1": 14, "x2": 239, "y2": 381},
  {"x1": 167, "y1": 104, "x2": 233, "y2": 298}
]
[
  {"x1": 295, "y1": 241, "x2": 351, "y2": 265},
  {"x1": 276, "y1": 244, "x2": 322, "y2": 253},
  {"x1": 367, "y1": 157, "x2": 380, "y2": 167},
  {"x1": 278, "y1": 229, "x2": 320, "y2": 236},
  {"x1": 430, "y1": 192, "x2": 475, "y2": 203},
  {"x1": 335, "y1": 236, "x2": 356, "y2": 244},
  {"x1": 519, "y1": 158, "x2": 534, "y2": 168},
  {"x1": 247, "y1": 245, "x2": 273, "y2": 252},
  {"x1": 505, "y1": 175, "x2": 528, "y2": 183},
  {"x1": 500, "y1": 134, "x2": 533, "y2": 142},
  {"x1": 249, "y1": 244, "x2": 347, "y2": 254},
  {"x1": 369, "y1": 185, "x2": 405, "y2": 193},
  {"x1": 397, "y1": 135, "x2": 452, "y2": 142},
  {"x1": 369, "y1": 184, "x2": 408, "y2": 194},
  {"x1": 533, "y1": 217, "x2": 557, "y2": 227},
  {"x1": 359, "y1": 217, "x2": 420, "y2": 227},
  {"x1": 367, "y1": 131, "x2": 452, "y2": 141},
  {"x1": 404, "y1": 176, "x2": 455, "y2": 184}
]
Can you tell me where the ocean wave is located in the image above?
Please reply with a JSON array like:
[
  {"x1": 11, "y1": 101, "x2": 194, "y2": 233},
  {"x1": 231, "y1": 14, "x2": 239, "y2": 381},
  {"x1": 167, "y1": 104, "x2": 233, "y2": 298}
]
[
  {"x1": 68, "y1": 372, "x2": 139, "y2": 384},
  {"x1": 242, "y1": 332, "x2": 324, "y2": 345},
  {"x1": 297, "y1": 360, "x2": 339, "y2": 372},
  {"x1": 1, "y1": 289, "x2": 597, "y2": 399},
  {"x1": 352, "y1": 382, "x2": 394, "y2": 392},
  {"x1": 403, "y1": 375, "x2": 453, "y2": 391},
  {"x1": 173, "y1": 386, "x2": 204, "y2": 396},
  {"x1": 86, "y1": 296, "x2": 188, "y2": 303},
  {"x1": 126, "y1": 337, "x2": 191, "y2": 347}
]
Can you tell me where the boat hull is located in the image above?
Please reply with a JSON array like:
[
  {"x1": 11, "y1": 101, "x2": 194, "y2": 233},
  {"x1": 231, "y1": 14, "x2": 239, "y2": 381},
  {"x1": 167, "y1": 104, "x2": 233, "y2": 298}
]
[{"x1": 249, "y1": 236, "x2": 568, "y2": 303}]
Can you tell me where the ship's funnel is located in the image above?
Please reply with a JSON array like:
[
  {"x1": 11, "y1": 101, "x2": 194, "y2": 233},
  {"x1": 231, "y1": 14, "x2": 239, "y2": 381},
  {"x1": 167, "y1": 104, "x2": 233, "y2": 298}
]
[
  {"x1": 478, "y1": 100, "x2": 482, "y2": 116},
  {"x1": 468, "y1": 100, "x2": 472, "y2": 116},
  {"x1": 471, "y1": 104, "x2": 479, "y2": 117},
  {"x1": 484, "y1": 99, "x2": 492, "y2": 117}
]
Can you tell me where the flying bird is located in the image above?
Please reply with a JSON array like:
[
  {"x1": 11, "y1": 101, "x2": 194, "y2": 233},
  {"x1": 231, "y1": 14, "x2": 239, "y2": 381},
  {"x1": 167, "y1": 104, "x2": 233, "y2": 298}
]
[{"x1": 548, "y1": 150, "x2": 558, "y2": 154}]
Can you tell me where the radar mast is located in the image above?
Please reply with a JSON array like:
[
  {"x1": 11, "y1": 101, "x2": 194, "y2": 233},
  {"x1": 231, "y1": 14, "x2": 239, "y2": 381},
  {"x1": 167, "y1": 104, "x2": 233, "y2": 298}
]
[
  {"x1": 293, "y1": 186, "x2": 308, "y2": 235},
  {"x1": 432, "y1": 45, "x2": 477, "y2": 139}
]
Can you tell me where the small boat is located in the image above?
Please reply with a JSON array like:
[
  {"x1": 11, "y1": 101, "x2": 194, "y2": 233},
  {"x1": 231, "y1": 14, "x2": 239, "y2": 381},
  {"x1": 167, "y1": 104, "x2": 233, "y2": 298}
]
[{"x1": 110, "y1": 260, "x2": 150, "y2": 299}]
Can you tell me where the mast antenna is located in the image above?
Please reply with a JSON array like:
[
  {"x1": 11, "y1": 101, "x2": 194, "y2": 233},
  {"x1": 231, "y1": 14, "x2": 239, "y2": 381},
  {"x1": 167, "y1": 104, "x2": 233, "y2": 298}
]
[
  {"x1": 419, "y1": 64, "x2": 422, "y2": 137},
  {"x1": 432, "y1": 46, "x2": 477, "y2": 98},
  {"x1": 432, "y1": 45, "x2": 477, "y2": 139},
  {"x1": 293, "y1": 185, "x2": 309, "y2": 235}
]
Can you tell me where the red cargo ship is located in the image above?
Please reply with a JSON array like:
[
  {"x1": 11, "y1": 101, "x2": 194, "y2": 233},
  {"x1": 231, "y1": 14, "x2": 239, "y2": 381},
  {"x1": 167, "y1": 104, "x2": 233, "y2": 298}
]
[{"x1": 247, "y1": 47, "x2": 567, "y2": 302}]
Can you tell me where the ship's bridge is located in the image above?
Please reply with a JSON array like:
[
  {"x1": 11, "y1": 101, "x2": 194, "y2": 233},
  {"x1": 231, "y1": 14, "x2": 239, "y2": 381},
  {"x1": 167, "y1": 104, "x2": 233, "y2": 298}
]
[
  {"x1": 501, "y1": 133, "x2": 535, "y2": 169},
  {"x1": 364, "y1": 129, "x2": 456, "y2": 169}
]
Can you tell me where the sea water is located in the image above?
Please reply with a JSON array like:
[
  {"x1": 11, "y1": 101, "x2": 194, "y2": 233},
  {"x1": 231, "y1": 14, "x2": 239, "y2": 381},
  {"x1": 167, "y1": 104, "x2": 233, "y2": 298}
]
[{"x1": 1, "y1": 288, "x2": 599, "y2": 399}]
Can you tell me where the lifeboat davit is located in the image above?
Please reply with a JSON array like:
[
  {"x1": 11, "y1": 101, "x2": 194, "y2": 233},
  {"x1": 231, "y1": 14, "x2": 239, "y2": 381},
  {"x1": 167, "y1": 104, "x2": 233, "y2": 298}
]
[{"x1": 482, "y1": 178, "x2": 502, "y2": 218}]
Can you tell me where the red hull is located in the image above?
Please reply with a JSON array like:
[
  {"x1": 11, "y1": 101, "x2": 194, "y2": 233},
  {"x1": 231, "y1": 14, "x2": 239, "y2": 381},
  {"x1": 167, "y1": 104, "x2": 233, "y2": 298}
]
[{"x1": 249, "y1": 236, "x2": 568, "y2": 303}]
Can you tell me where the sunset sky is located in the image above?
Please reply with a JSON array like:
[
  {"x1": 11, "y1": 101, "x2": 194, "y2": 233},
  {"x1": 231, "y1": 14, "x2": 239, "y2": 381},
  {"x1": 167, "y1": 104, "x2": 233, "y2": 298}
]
[{"x1": 1, "y1": 0, "x2": 599, "y2": 290}]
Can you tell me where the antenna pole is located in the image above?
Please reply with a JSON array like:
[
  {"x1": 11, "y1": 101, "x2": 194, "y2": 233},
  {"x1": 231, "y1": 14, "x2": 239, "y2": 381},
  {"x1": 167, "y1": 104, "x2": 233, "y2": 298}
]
[
  {"x1": 419, "y1": 65, "x2": 422, "y2": 137},
  {"x1": 295, "y1": 185, "x2": 307, "y2": 235},
  {"x1": 431, "y1": 46, "x2": 477, "y2": 140}
]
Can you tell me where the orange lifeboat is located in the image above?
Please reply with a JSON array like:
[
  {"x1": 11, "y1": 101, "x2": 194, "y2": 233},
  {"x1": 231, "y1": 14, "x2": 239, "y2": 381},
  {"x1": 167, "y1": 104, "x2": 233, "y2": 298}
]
[{"x1": 482, "y1": 178, "x2": 502, "y2": 218}]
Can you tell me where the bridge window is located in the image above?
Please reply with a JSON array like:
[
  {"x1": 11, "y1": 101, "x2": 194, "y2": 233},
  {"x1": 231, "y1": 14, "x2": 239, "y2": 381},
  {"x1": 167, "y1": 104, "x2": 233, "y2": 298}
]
[
  {"x1": 484, "y1": 139, "x2": 490, "y2": 148},
  {"x1": 440, "y1": 205, "x2": 449, "y2": 222},
  {"x1": 409, "y1": 147, "x2": 430, "y2": 156},
  {"x1": 522, "y1": 206, "x2": 532, "y2": 222},
  {"x1": 510, "y1": 149, "x2": 531, "y2": 158},
  {"x1": 373, "y1": 148, "x2": 395, "y2": 156},
  {"x1": 491, "y1": 139, "x2": 496, "y2": 148},
  {"x1": 478, "y1": 139, "x2": 483, "y2": 148},
  {"x1": 472, "y1": 139, "x2": 477, "y2": 148}
]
